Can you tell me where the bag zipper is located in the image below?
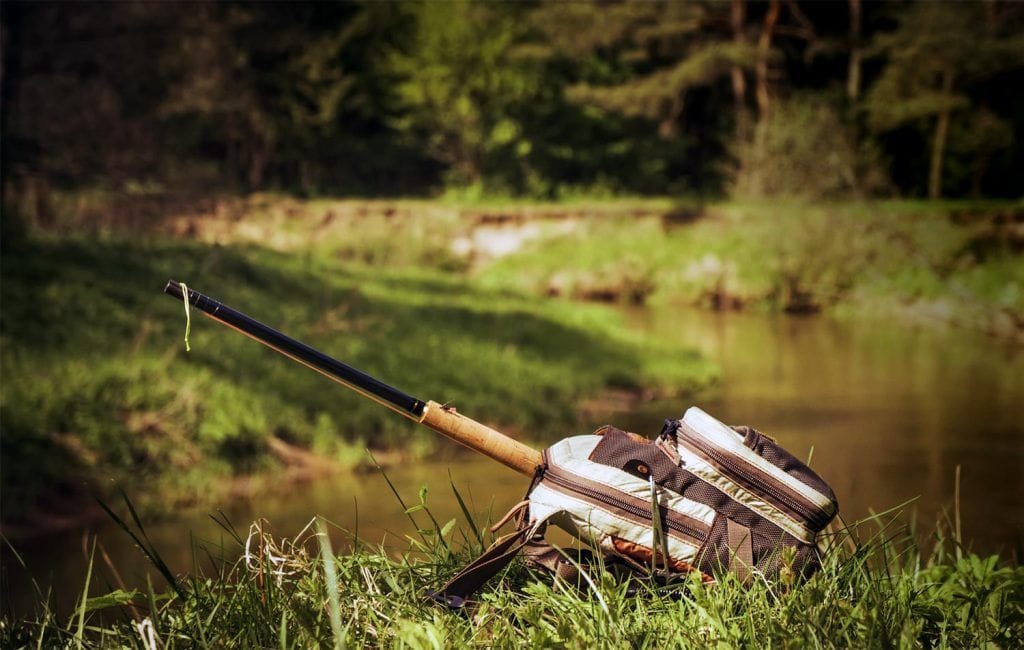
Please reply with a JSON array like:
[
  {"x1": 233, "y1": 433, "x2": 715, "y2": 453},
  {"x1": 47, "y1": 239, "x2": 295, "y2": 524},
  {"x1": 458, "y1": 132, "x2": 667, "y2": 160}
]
[
  {"x1": 675, "y1": 424, "x2": 834, "y2": 530},
  {"x1": 541, "y1": 454, "x2": 708, "y2": 545}
]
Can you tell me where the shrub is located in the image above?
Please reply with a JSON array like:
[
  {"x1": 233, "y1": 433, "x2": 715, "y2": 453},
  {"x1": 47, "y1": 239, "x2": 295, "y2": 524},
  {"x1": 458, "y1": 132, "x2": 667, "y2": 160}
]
[{"x1": 732, "y1": 97, "x2": 890, "y2": 200}]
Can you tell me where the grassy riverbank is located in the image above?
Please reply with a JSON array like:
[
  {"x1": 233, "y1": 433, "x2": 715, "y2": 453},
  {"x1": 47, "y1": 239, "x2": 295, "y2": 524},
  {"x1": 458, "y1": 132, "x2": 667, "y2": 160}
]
[
  {"x1": 4, "y1": 505, "x2": 1022, "y2": 647},
  {"x1": 0, "y1": 228, "x2": 715, "y2": 532},
  {"x1": 21, "y1": 191, "x2": 1021, "y2": 335},
  {"x1": 3, "y1": 195, "x2": 1022, "y2": 644},
  {"x1": 3, "y1": 194, "x2": 1021, "y2": 531},
  {"x1": 34, "y1": 190, "x2": 1019, "y2": 336},
  {"x1": 476, "y1": 200, "x2": 1024, "y2": 340}
]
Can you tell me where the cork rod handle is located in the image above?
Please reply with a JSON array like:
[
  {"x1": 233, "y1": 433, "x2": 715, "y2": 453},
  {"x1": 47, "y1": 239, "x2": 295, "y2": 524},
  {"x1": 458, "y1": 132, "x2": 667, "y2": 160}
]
[{"x1": 419, "y1": 400, "x2": 543, "y2": 476}]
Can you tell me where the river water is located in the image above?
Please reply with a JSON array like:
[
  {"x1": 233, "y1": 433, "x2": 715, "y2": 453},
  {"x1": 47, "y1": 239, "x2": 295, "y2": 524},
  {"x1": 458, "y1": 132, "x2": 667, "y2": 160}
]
[{"x1": 4, "y1": 308, "x2": 1023, "y2": 617}]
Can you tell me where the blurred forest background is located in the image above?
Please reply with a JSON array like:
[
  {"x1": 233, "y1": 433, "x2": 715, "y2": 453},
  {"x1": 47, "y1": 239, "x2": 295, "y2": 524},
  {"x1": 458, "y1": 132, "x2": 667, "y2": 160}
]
[
  {"x1": 3, "y1": 0, "x2": 1023, "y2": 204},
  {"x1": 2, "y1": 0, "x2": 1023, "y2": 539}
]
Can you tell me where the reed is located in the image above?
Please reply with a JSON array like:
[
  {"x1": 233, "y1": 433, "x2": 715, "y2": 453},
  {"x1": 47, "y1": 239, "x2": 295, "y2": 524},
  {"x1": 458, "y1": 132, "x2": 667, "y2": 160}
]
[{"x1": 3, "y1": 489, "x2": 1021, "y2": 648}]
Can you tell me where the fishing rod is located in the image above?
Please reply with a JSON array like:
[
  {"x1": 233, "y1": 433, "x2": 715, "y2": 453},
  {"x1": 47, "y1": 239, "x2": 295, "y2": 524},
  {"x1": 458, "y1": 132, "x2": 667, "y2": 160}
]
[
  {"x1": 162, "y1": 281, "x2": 842, "y2": 599},
  {"x1": 163, "y1": 280, "x2": 542, "y2": 476}
]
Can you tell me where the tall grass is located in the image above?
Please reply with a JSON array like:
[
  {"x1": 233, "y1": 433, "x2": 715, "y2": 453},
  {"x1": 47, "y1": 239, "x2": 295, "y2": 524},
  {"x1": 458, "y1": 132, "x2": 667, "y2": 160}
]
[{"x1": 4, "y1": 488, "x2": 1021, "y2": 648}]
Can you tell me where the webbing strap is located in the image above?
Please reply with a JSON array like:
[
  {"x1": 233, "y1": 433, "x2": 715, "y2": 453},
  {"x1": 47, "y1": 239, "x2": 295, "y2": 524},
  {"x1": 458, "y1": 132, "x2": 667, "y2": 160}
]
[
  {"x1": 726, "y1": 519, "x2": 755, "y2": 583},
  {"x1": 426, "y1": 528, "x2": 532, "y2": 609},
  {"x1": 521, "y1": 536, "x2": 596, "y2": 586}
]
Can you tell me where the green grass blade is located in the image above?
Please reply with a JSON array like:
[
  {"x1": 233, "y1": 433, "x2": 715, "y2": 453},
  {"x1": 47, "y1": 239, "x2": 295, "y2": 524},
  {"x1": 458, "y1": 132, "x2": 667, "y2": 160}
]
[
  {"x1": 449, "y1": 470, "x2": 484, "y2": 548},
  {"x1": 94, "y1": 495, "x2": 185, "y2": 599},
  {"x1": 74, "y1": 537, "x2": 96, "y2": 648},
  {"x1": 316, "y1": 518, "x2": 346, "y2": 650},
  {"x1": 208, "y1": 510, "x2": 245, "y2": 547},
  {"x1": 367, "y1": 450, "x2": 430, "y2": 547},
  {"x1": 3, "y1": 534, "x2": 50, "y2": 609}
]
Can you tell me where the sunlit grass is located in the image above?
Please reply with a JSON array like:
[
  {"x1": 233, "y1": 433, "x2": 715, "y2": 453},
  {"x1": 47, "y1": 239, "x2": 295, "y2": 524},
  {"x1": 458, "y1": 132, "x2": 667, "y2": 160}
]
[{"x1": 4, "y1": 491, "x2": 1021, "y2": 648}]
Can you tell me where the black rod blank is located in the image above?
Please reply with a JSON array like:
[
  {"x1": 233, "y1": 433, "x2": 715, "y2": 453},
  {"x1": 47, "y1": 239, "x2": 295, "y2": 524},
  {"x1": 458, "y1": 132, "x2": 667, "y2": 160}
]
[{"x1": 163, "y1": 280, "x2": 427, "y2": 419}]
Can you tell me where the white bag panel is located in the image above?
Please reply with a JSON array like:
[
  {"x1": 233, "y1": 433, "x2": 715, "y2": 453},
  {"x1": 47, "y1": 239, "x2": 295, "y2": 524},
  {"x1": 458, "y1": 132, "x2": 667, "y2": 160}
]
[
  {"x1": 529, "y1": 483, "x2": 702, "y2": 562},
  {"x1": 682, "y1": 407, "x2": 835, "y2": 511},
  {"x1": 546, "y1": 436, "x2": 717, "y2": 527},
  {"x1": 677, "y1": 446, "x2": 813, "y2": 543}
]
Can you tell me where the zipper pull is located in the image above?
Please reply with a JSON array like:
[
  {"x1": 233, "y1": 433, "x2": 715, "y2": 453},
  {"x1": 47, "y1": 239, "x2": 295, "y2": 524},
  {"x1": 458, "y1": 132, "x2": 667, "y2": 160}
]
[
  {"x1": 656, "y1": 419, "x2": 683, "y2": 466},
  {"x1": 659, "y1": 418, "x2": 681, "y2": 440}
]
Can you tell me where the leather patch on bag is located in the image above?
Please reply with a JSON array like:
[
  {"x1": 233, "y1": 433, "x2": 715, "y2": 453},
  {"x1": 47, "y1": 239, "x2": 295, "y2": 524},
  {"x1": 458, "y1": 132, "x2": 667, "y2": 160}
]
[
  {"x1": 592, "y1": 424, "x2": 649, "y2": 444},
  {"x1": 609, "y1": 536, "x2": 713, "y2": 582}
]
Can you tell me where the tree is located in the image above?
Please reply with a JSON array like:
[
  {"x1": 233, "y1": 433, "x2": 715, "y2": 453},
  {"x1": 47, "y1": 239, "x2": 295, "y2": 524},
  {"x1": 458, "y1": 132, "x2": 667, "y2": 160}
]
[
  {"x1": 846, "y1": 0, "x2": 862, "y2": 102},
  {"x1": 754, "y1": 0, "x2": 781, "y2": 118},
  {"x1": 1, "y1": 2, "x2": 173, "y2": 187},
  {"x1": 532, "y1": 0, "x2": 834, "y2": 194},
  {"x1": 865, "y1": 2, "x2": 1024, "y2": 198},
  {"x1": 730, "y1": 0, "x2": 749, "y2": 143},
  {"x1": 386, "y1": 1, "x2": 544, "y2": 189},
  {"x1": 160, "y1": 3, "x2": 370, "y2": 190},
  {"x1": 535, "y1": 1, "x2": 756, "y2": 140},
  {"x1": 160, "y1": 4, "x2": 271, "y2": 189}
]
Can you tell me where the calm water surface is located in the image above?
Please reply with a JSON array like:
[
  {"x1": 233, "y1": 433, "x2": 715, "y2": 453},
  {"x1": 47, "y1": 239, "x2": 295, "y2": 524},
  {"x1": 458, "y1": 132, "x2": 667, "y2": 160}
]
[
  {"x1": 617, "y1": 307, "x2": 1023, "y2": 553},
  {"x1": 4, "y1": 308, "x2": 1023, "y2": 616}
]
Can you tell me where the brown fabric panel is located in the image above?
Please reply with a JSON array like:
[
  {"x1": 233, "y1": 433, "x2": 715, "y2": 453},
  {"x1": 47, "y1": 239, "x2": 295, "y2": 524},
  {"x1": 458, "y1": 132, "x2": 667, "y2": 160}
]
[
  {"x1": 520, "y1": 536, "x2": 601, "y2": 588},
  {"x1": 588, "y1": 428, "x2": 680, "y2": 485},
  {"x1": 671, "y1": 468, "x2": 794, "y2": 548},
  {"x1": 751, "y1": 533, "x2": 821, "y2": 580},
  {"x1": 573, "y1": 422, "x2": 825, "y2": 582},
  {"x1": 685, "y1": 437, "x2": 817, "y2": 527},
  {"x1": 701, "y1": 518, "x2": 817, "y2": 583},
  {"x1": 592, "y1": 424, "x2": 650, "y2": 444},
  {"x1": 539, "y1": 469, "x2": 710, "y2": 547},
  {"x1": 590, "y1": 428, "x2": 710, "y2": 507},
  {"x1": 793, "y1": 541, "x2": 823, "y2": 578},
  {"x1": 695, "y1": 513, "x2": 729, "y2": 575},
  {"x1": 586, "y1": 425, "x2": 802, "y2": 553},
  {"x1": 752, "y1": 526, "x2": 786, "y2": 560},
  {"x1": 696, "y1": 516, "x2": 814, "y2": 582}
]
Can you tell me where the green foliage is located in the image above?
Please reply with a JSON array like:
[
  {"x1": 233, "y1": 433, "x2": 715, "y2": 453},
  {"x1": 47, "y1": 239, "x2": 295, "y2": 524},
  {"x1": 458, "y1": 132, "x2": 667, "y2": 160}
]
[
  {"x1": 547, "y1": 1, "x2": 754, "y2": 131},
  {"x1": 864, "y1": 2, "x2": 1024, "y2": 197},
  {"x1": 945, "y1": 109, "x2": 1017, "y2": 197},
  {"x1": 1, "y1": 3, "x2": 174, "y2": 184},
  {"x1": 158, "y1": 3, "x2": 415, "y2": 192},
  {"x1": 3, "y1": 1, "x2": 1022, "y2": 198},
  {"x1": 865, "y1": 4, "x2": 1022, "y2": 133},
  {"x1": 4, "y1": 502, "x2": 1022, "y2": 647},
  {"x1": 386, "y1": 1, "x2": 545, "y2": 191},
  {"x1": 528, "y1": 0, "x2": 752, "y2": 193}
]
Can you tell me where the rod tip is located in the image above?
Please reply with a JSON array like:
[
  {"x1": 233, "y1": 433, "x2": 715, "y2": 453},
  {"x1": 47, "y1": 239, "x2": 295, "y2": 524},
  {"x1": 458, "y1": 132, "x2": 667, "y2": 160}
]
[{"x1": 164, "y1": 279, "x2": 184, "y2": 299}]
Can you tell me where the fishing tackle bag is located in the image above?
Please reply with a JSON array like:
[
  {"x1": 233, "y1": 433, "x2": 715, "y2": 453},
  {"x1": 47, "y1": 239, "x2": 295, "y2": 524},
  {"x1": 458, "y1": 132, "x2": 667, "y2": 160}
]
[{"x1": 430, "y1": 407, "x2": 838, "y2": 606}]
